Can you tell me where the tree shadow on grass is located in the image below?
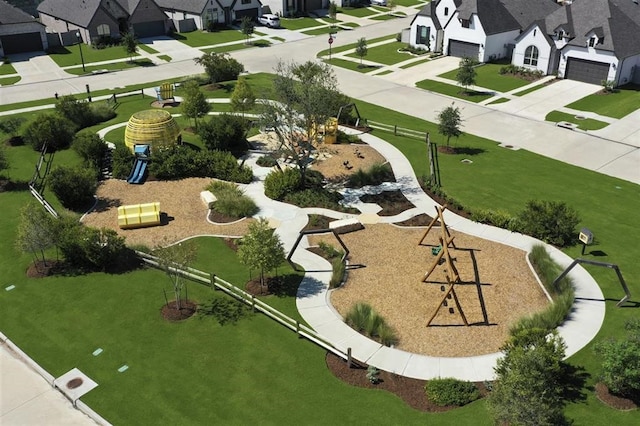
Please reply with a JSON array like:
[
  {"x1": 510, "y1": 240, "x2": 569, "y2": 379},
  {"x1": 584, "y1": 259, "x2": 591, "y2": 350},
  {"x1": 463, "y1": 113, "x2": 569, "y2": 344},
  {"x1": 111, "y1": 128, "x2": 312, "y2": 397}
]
[
  {"x1": 560, "y1": 363, "x2": 591, "y2": 404},
  {"x1": 269, "y1": 273, "x2": 304, "y2": 297},
  {"x1": 452, "y1": 147, "x2": 486, "y2": 155}
]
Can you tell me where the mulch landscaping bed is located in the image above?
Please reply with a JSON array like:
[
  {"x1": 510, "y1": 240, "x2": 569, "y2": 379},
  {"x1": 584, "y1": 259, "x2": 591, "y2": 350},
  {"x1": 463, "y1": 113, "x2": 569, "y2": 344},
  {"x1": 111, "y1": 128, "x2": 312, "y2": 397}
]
[
  {"x1": 161, "y1": 299, "x2": 198, "y2": 321},
  {"x1": 394, "y1": 214, "x2": 435, "y2": 227},
  {"x1": 208, "y1": 210, "x2": 243, "y2": 224},
  {"x1": 360, "y1": 190, "x2": 414, "y2": 216},
  {"x1": 26, "y1": 260, "x2": 65, "y2": 278},
  {"x1": 326, "y1": 353, "x2": 488, "y2": 412},
  {"x1": 595, "y1": 383, "x2": 639, "y2": 411}
]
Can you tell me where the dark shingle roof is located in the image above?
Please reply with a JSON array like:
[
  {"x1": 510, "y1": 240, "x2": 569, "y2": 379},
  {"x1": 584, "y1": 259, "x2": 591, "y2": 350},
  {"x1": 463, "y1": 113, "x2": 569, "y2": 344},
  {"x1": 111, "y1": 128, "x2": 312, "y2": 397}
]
[
  {"x1": 456, "y1": 0, "x2": 560, "y2": 35},
  {"x1": 37, "y1": 0, "x2": 103, "y2": 27},
  {"x1": 155, "y1": 0, "x2": 208, "y2": 14},
  {"x1": 0, "y1": 0, "x2": 39, "y2": 24},
  {"x1": 500, "y1": 0, "x2": 560, "y2": 29}
]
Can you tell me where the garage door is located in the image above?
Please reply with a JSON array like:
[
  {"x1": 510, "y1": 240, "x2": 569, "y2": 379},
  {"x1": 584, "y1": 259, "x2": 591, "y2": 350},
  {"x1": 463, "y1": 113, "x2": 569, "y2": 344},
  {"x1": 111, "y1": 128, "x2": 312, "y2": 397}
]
[
  {"x1": 0, "y1": 32, "x2": 43, "y2": 54},
  {"x1": 235, "y1": 8, "x2": 259, "y2": 21},
  {"x1": 132, "y1": 21, "x2": 166, "y2": 38},
  {"x1": 565, "y1": 58, "x2": 610, "y2": 85},
  {"x1": 305, "y1": 0, "x2": 323, "y2": 12},
  {"x1": 448, "y1": 40, "x2": 480, "y2": 58}
]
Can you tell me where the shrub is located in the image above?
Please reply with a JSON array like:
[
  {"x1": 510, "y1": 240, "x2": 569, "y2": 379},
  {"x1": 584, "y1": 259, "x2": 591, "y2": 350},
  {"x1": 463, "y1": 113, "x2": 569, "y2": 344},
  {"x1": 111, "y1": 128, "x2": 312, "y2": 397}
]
[
  {"x1": 345, "y1": 302, "x2": 398, "y2": 346},
  {"x1": 347, "y1": 163, "x2": 394, "y2": 188},
  {"x1": 90, "y1": 102, "x2": 117, "y2": 123},
  {"x1": 49, "y1": 165, "x2": 98, "y2": 210},
  {"x1": 470, "y1": 209, "x2": 516, "y2": 230},
  {"x1": 515, "y1": 200, "x2": 580, "y2": 247},
  {"x1": 264, "y1": 167, "x2": 302, "y2": 200},
  {"x1": 207, "y1": 180, "x2": 258, "y2": 218},
  {"x1": 256, "y1": 155, "x2": 278, "y2": 167},
  {"x1": 319, "y1": 241, "x2": 343, "y2": 260},
  {"x1": 72, "y1": 132, "x2": 109, "y2": 171},
  {"x1": 425, "y1": 378, "x2": 480, "y2": 406},
  {"x1": 56, "y1": 95, "x2": 94, "y2": 128},
  {"x1": 329, "y1": 258, "x2": 345, "y2": 288},
  {"x1": 23, "y1": 113, "x2": 76, "y2": 151},
  {"x1": 336, "y1": 130, "x2": 361, "y2": 144},
  {"x1": 199, "y1": 113, "x2": 248, "y2": 153},
  {"x1": 111, "y1": 141, "x2": 135, "y2": 179},
  {"x1": 367, "y1": 365, "x2": 380, "y2": 384},
  {"x1": 594, "y1": 319, "x2": 640, "y2": 396},
  {"x1": 283, "y1": 188, "x2": 345, "y2": 210}
]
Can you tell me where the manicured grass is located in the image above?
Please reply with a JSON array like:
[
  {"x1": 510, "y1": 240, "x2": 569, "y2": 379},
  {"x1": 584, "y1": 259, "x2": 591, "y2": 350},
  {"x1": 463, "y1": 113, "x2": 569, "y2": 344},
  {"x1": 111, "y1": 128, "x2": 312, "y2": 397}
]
[
  {"x1": 171, "y1": 29, "x2": 245, "y2": 47},
  {"x1": 347, "y1": 41, "x2": 410, "y2": 65},
  {"x1": 487, "y1": 97, "x2": 510, "y2": 105},
  {"x1": 512, "y1": 82, "x2": 548, "y2": 97},
  {"x1": 400, "y1": 58, "x2": 431, "y2": 69},
  {"x1": 415, "y1": 79, "x2": 494, "y2": 103},
  {"x1": 338, "y1": 6, "x2": 378, "y2": 17},
  {"x1": 64, "y1": 59, "x2": 155, "y2": 75},
  {"x1": 157, "y1": 54, "x2": 172, "y2": 62},
  {"x1": 324, "y1": 58, "x2": 381, "y2": 73},
  {"x1": 565, "y1": 84, "x2": 640, "y2": 118},
  {"x1": 137, "y1": 44, "x2": 159, "y2": 54},
  {"x1": 376, "y1": 69, "x2": 394, "y2": 76},
  {"x1": 272, "y1": 36, "x2": 286, "y2": 42},
  {"x1": 394, "y1": 0, "x2": 424, "y2": 5},
  {"x1": 202, "y1": 42, "x2": 254, "y2": 54},
  {"x1": 0, "y1": 62, "x2": 17, "y2": 75},
  {"x1": 302, "y1": 26, "x2": 342, "y2": 36},
  {"x1": 545, "y1": 111, "x2": 609, "y2": 130},
  {"x1": 370, "y1": 14, "x2": 398, "y2": 21},
  {"x1": 280, "y1": 17, "x2": 324, "y2": 30},
  {"x1": 439, "y1": 63, "x2": 531, "y2": 92},
  {"x1": 0, "y1": 76, "x2": 20, "y2": 85},
  {"x1": 341, "y1": 22, "x2": 360, "y2": 28},
  {"x1": 316, "y1": 35, "x2": 396, "y2": 57},
  {"x1": 48, "y1": 44, "x2": 130, "y2": 67}
]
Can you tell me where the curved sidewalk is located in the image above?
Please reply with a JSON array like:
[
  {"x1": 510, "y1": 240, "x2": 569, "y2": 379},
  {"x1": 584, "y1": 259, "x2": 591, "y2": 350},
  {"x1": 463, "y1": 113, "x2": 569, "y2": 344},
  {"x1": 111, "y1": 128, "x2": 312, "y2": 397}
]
[{"x1": 274, "y1": 130, "x2": 607, "y2": 382}]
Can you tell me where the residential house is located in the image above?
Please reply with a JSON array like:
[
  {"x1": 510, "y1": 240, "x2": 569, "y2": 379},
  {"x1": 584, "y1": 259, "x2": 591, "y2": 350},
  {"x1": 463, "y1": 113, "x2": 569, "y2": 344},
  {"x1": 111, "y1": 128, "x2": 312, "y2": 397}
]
[
  {"x1": 513, "y1": 0, "x2": 640, "y2": 85},
  {"x1": 410, "y1": 0, "x2": 640, "y2": 86},
  {"x1": 0, "y1": 0, "x2": 48, "y2": 55},
  {"x1": 37, "y1": 0, "x2": 169, "y2": 45},
  {"x1": 410, "y1": 0, "x2": 559, "y2": 63},
  {"x1": 260, "y1": 0, "x2": 326, "y2": 18},
  {"x1": 156, "y1": 0, "x2": 263, "y2": 31}
]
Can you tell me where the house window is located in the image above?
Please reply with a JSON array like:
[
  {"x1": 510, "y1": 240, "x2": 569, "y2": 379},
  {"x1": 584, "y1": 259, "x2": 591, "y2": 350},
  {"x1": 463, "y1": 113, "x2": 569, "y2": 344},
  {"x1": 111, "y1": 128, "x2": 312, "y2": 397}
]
[
  {"x1": 241, "y1": 0, "x2": 251, "y2": 3},
  {"x1": 524, "y1": 45, "x2": 539, "y2": 66},
  {"x1": 533, "y1": 29, "x2": 537, "y2": 36},
  {"x1": 444, "y1": 7, "x2": 449, "y2": 16},
  {"x1": 588, "y1": 37, "x2": 597, "y2": 47},
  {"x1": 97, "y1": 24, "x2": 110, "y2": 36},
  {"x1": 461, "y1": 19, "x2": 469, "y2": 28},
  {"x1": 416, "y1": 25, "x2": 429, "y2": 45}
]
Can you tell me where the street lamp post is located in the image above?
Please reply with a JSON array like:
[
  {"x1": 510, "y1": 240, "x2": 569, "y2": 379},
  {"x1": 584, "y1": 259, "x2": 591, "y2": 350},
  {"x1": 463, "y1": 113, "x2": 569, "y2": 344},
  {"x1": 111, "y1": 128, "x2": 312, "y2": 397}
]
[{"x1": 76, "y1": 31, "x2": 86, "y2": 72}]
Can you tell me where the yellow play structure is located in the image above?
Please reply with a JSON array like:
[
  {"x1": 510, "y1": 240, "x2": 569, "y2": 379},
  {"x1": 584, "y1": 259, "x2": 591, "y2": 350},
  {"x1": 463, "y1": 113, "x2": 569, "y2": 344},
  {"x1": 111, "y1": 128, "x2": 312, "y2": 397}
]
[
  {"x1": 308, "y1": 117, "x2": 338, "y2": 144},
  {"x1": 124, "y1": 110, "x2": 181, "y2": 152},
  {"x1": 117, "y1": 202, "x2": 161, "y2": 229}
]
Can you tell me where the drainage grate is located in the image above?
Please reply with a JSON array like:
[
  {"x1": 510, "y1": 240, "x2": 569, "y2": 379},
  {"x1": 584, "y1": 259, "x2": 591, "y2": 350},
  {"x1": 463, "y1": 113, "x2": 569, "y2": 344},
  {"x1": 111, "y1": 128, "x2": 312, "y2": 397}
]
[{"x1": 66, "y1": 378, "x2": 84, "y2": 389}]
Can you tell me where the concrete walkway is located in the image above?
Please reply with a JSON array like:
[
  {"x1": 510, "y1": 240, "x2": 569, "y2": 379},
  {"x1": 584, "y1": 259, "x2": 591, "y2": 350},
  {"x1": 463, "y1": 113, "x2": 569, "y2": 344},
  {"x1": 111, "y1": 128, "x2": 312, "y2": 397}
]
[{"x1": 248, "y1": 128, "x2": 604, "y2": 381}]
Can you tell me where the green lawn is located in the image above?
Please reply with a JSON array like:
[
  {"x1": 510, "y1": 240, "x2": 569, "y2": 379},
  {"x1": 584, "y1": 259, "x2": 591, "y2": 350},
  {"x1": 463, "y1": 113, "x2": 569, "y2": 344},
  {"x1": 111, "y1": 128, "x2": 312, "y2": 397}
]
[
  {"x1": 64, "y1": 59, "x2": 155, "y2": 75},
  {"x1": 340, "y1": 22, "x2": 360, "y2": 28},
  {"x1": 0, "y1": 76, "x2": 20, "y2": 85},
  {"x1": 347, "y1": 41, "x2": 411, "y2": 65},
  {"x1": 157, "y1": 54, "x2": 172, "y2": 62},
  {"x1": 512, "y1": 83, "x2": 548, "y2": 97},
  {"x1": 280, "y1": 17, "x2": 324, "y2": 30},
  {"x1": 302, "y1": 26, "x2": 342, "y2": 36},
  {"x1": 338, "y1": 6, "x2": 378, "y2": 17},
  {"x1": 415, "y1": 79, "x2": 494, "y2": 103},
  {"x1": 0, "y1": 62, "x2": 17, "y2": 75},
  {"x1": 0, "y1": 72, "x2": 639, "y2": 425},
  {"x1": 316, "y1": 35, "x2": 396, "y2": 57},
  {"x1": 202, "y1": 42, "x2": 255, "y2": 54},
  {"x1": 171, "y1": 29, "x2": 245, "y2": 47},
  {"x1": 324, "y1": 57, "x2": 381, "y2": 73},
  {"x1": 487, "y1": 97, "x2": 510, "y2": 105},
  {"x1": 394, "y1": 0, "x2": 425, "y2": 5},
  {"x1": 370, "y1": 14, "x2": 397, "y2": 21},
  {"x1": 439, "y1": 64, "x2": 532, "y2": 92},
  {"x1": 48, "y1": 44, "x2": 130, "y2": 67},
  {"x1": 137, "y1": 44, "x2": 159, "y2": 54},
  {"x1": 400, "y1": 58, "x2": 431, "y2": 69},
  {"x1": 565, "y1": 84, "x2": 640, "y2": 119},
  {"x1": 545, "y1": 111, "x2": 609, "y2": 131},
  {"x1": 376, "y1": 69, "x2": 394, "y2": 76}
]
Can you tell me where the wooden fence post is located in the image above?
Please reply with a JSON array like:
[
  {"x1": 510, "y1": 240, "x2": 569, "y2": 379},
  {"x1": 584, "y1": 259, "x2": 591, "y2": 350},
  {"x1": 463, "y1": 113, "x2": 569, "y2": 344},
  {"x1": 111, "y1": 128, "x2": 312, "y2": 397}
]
[
  {"x1": 394, "y1": 125, "x2": 397, "y2": 135},
  {"x1": 251, "y1": 296, "x2": 256, "y2": 312},
  {"x1": 296, "y1": 321, "x2": 302, "y2": 338},
  {"x1": 347, "y1": 347, "x2": 352, "y2": 368}
]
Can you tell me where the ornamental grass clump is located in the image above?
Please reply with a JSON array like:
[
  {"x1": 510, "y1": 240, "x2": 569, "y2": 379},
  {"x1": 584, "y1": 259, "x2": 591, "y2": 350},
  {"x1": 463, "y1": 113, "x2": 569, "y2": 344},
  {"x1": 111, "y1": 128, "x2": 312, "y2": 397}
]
[{"x1": 345, "y1": 302, "x2": 398, "y2": 347}]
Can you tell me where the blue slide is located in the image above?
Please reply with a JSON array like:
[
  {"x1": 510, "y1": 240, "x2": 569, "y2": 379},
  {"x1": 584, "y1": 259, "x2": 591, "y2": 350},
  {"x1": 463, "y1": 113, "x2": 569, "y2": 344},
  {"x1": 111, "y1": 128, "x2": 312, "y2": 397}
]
[{"x1": 126, "y1": 159, "x2": 147, "y2": 184}]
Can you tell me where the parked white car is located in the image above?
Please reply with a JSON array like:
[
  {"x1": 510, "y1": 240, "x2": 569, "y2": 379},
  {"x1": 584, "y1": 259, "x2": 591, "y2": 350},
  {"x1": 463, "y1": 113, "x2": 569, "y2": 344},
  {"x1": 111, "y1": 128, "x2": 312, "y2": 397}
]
[
  {"x1": 370, "y1": 0, "x2": 387, "y2": 5},
  {"x1": 258, "y1": 14, "x2": 280, "y2": 28}
]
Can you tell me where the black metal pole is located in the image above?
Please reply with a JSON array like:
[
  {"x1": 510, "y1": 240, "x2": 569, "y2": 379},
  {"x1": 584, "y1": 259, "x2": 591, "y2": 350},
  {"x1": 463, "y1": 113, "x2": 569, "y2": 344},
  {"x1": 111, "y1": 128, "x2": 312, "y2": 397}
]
[{"x1": 77, "y1": 32, "x2": 86, "y2": 72}]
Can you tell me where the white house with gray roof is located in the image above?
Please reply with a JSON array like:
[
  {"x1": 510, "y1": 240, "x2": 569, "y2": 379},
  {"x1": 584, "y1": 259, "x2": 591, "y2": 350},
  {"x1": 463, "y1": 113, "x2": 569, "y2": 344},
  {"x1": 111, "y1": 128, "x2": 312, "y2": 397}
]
[
  {"x1": 411, "y1": 0, "x2": 640, "y2": 86},
  {"x1": 0, "y1": 0, "x2": 48, "y2": 56},
  {"x1": 156, "y1": 0, "x2": 263, "y2": 31}
]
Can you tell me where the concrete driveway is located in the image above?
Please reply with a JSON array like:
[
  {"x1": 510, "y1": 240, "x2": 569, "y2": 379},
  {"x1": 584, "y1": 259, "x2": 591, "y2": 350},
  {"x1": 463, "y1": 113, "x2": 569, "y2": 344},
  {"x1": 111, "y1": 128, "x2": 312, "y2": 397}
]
[{"x1": 7, "y1": 52, "x2": 70, "y2": 84}]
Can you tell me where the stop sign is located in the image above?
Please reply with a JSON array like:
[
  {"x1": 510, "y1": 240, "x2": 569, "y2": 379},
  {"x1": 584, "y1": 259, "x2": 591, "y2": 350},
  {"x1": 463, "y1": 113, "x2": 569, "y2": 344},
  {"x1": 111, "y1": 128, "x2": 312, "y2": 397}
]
[{"x1": 328, "y1": 37, "x2": 333, "y2": 45}]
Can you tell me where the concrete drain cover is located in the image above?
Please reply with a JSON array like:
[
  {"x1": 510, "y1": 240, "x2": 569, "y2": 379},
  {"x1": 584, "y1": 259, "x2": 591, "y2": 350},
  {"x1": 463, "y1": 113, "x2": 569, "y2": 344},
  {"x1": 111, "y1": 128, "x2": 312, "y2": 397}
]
[{"x1": 66, "y1": 378, "x2": 84, "y2": 389}]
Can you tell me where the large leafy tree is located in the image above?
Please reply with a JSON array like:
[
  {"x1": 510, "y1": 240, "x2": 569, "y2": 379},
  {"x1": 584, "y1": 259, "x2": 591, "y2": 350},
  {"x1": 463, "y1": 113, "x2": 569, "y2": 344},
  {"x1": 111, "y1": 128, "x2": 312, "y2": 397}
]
[
  {"x1": 456, "y1": 57, "x2": 477, "y2": 92},
  {"x1": 437, "y1": 103, "x2": 463, "y2": 147},
  {"x1": 594, "y1": 318, "x2": 640, "y2": 396},
  {"x1": 194, "y1": 52, "x2": 244, "y2": 85},
  {"x1": 488, "y1": 328, "x2": 569, "y2": 426},
  {"x1": 237, "y1": 218, "x2": 285, "y2": 291},
  {"x1": 181, "y1": 80, "x2": 210, "y2": 130},
  {"x1": 49, "y1": 165, "x2": 98, "y2": 210},
  {"x1": 155, "y1": 239, "x2": 198, "y2": 310},
  {"x1": 230, "y1": 76, "x2": 256, "y2": 118},
  {"x1": 23, "y1": 113, "x2": 76, "y2": 151},
  {"x1": 198, "y1": 113, "x2": 248, "y2": 152},
  {"x1": 260, "y1": 60, "x2": 340, "y2": 185},
  {"x1": 72, "y1": 132, "x2": 109, "y2": 171}
]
